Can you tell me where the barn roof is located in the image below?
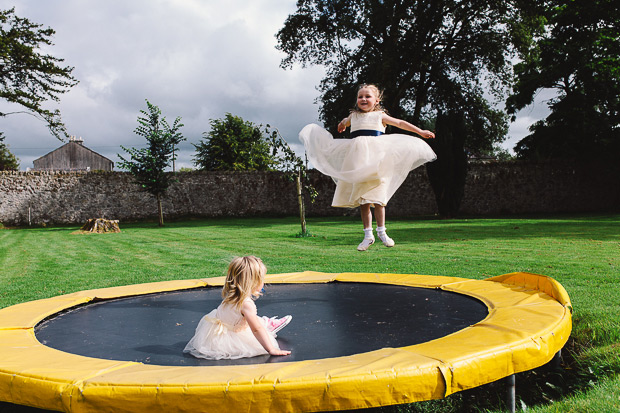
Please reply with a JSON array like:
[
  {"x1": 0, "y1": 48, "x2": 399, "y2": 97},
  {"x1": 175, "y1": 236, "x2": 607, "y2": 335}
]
[{"x1": 34, "y1": 140, "x2": 113, "y2": 163}]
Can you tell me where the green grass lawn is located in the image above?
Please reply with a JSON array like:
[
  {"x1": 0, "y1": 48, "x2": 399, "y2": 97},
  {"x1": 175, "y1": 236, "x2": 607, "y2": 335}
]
[{"x1": 1, "y1": 214, "x2": 619, "y2": 412}]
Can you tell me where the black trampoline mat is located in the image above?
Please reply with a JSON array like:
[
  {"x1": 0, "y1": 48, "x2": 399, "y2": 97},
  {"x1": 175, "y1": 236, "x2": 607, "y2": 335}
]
[{"x1": 35, "y1": 282, "x2": 488, "y2": 366}]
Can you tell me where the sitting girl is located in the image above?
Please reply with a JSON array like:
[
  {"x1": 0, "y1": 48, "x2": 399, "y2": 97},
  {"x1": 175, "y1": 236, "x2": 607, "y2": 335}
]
[{"x1": 184, "y1": 256, "x2": 291, "y2": 359}]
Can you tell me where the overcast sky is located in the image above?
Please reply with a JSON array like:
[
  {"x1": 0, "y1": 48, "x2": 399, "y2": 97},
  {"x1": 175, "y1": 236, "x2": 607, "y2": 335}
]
[{"x1": 2, "y1": 0, "x2": 551, "y2": 170}]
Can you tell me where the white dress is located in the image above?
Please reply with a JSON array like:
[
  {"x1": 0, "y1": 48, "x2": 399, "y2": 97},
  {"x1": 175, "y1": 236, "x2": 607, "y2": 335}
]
[
  {"x1": 299, "y1": 111, "x2": 436, "y2": 208},
  {"x1": 183, "y1": 298, "x2": 279, "y2": 360}
]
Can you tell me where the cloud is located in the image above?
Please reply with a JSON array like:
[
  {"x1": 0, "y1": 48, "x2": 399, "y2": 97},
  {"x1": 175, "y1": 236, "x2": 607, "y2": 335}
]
[
  {"x1": 503, "y1": 89, "x2": 556, "y2": 153},
  {"x1": 3, "y1": 0, "x2": 323, "y2": 169},
  {"x1": 3, "y1": 0, "x2": 554, "y2": 169}
]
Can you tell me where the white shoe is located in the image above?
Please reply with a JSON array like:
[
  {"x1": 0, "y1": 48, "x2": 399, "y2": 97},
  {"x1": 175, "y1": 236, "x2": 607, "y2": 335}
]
[
  {"x1": 357, "y1": 237, "x2": 375, "y2": 251},
  {"x1": 377, "y1": 232, "x2": 395, "y2": 247}
]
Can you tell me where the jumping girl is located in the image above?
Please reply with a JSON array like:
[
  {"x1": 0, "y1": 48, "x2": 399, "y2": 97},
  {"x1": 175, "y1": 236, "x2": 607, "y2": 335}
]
[{"x1": 299, "y1": 84, "x2": 436, "y2": 251}]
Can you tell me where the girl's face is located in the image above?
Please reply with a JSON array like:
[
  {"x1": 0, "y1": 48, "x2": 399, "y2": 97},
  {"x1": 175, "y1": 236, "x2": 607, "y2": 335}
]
[
  {"x1": 357, "y1": 87, "x2": 379, "y2": 112},
  {"x1": 254, "y1": 279, "x2": 264, "y2": 295}
]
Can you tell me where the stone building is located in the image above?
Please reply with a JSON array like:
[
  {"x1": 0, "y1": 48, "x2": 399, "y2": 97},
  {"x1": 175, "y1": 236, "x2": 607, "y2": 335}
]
[{"x1": 33, "y1": 137, "x2": 113, "y2": 171}]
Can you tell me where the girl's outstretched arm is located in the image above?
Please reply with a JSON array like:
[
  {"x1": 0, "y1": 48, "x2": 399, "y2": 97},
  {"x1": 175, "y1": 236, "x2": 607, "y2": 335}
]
[
  {"x1": 337, "y1": 114, "x2": 352, "y2": 133},
  {"x1": 382, "y1": 114, "x2": 435, "y2": 139},
  {"x1": 242, "y1": 300, "x2": 291, "y2": 356}
]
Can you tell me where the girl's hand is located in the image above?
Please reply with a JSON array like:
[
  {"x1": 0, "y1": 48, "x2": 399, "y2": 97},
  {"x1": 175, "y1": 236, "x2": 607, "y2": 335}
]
[
  {"x1": 269, "y1": 348, "x2": 291, "y2": 356},
  {"x1": 337, "y1": 116, "x2": 350, "y2": 133},
  {"x1": 382, "y1": 114, "x2": 435, "y2": 139},
  {"x1": 242, "y1": 300, "x2": 291, "y2": 356}
]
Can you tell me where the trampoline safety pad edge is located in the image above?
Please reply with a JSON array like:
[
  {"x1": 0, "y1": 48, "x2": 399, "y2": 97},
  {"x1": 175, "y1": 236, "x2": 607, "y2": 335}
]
[{"x1": 0, "y1": 272, "x2": 572, "y2": 413}]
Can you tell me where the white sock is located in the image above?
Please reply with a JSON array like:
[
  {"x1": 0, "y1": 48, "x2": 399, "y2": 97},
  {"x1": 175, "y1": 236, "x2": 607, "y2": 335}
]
[
  {"x1": 376, "y1": 226, "x2": 394, "y2": 246},
  {"x1": 363, "y1": 228, "x2": 374, "y2": 239}
]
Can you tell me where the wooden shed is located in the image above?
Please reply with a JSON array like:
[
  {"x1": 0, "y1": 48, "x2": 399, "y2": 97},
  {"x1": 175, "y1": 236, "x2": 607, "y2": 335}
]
[{"x1": 33, "y1": 137, "x2": 114, "y2": 171}]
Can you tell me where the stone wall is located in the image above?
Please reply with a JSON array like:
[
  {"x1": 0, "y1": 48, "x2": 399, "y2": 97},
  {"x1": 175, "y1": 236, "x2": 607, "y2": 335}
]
[
  {"x1": 459, "y1": 161, "x2": 619, "y2": 215},
  {"x1": 0, "y1": 161, "x2": 618, "y2": 226}
]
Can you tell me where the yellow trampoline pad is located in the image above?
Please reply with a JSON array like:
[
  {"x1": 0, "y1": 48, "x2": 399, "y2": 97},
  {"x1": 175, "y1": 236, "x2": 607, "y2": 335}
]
[{"x1": 0, "y1": 272, "x2": 571, "y2": 412}]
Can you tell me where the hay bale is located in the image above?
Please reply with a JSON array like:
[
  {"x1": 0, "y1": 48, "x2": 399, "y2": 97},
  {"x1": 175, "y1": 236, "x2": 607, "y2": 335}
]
[{"x1": 81, "y1": 218, "x2": 121, "y2": 233}]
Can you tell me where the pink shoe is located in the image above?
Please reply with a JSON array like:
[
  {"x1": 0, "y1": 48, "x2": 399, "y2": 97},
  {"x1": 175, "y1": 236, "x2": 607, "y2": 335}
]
[{"x1": 266, "y1": 315, "x2": 292, "y2": 333}]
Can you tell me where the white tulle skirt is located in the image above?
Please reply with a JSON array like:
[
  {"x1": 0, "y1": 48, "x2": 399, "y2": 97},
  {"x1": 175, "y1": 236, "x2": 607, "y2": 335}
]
[
  {"x1": 299, "y1": 124, "x2": 437, "y2": 207},
  {"x1": 183, "y1": 309, "x2": 277, "y2": 360}
]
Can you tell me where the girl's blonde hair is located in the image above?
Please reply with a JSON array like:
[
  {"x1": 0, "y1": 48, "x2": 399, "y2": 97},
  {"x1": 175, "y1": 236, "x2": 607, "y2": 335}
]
[
  {"x1": 353, "y1": 83, "x2": 385, "y2": 113},
  {"x1": 222, "y1": 256, "x2": 266, "y2": 310}
]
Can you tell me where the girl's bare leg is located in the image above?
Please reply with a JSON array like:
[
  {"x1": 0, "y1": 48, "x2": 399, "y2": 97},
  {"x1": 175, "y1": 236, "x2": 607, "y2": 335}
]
[
  {"x1": 360, "y1": 203, "x2": 373, "y2": 229},
  {"x1": 358, "y1": 203, "x2": 375, "y2": 251},
  {"x1": 374, "y1": 204, "x2": 394, "y2": 247},
  {"x1": 374, "y1": 205, "x2": 386, "y2": 228}
]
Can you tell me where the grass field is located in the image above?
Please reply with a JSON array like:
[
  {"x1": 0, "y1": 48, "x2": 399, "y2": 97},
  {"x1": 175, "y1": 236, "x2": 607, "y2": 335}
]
[{"x1": 1, "y1": 214, "x2": 619, "y2": 412}]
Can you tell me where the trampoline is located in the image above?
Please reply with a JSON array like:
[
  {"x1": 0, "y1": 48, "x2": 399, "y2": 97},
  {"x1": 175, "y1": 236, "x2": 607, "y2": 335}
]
[{"x1": 0, "y1": 271, "x2": 572, "y2": 412}]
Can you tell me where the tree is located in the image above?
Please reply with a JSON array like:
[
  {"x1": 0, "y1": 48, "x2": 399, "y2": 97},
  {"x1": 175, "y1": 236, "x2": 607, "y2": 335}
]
[
  {"x1": 507, "y1": 0, "x2": 620, "y2": 160},
  {"x1": 193, "y1": 113, "x2": 276, "y2": 171},
  {"x1": 0, "y1": 132, "x2": 19, "y2": 170},
  {"x1": 118, "y1": 101, "x2": 184, "y2": 227},
  {"x1": 0, "y1": 8, "x2": 78, "y2": 140},
  {"x1": 276, "y1": 0, "x2": 542, "y2": 216},
  {"x1": 266, "y1": 126, "x2": 318, "y2": 236},
  {"x1": 425, "y1": 112, "x2": 467, "y2": 217}
]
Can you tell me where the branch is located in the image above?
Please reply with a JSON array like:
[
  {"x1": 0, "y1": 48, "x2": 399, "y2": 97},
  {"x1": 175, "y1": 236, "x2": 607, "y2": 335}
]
[{"x1": 0, "y1": 110, "x2": 43, "y2": 118}]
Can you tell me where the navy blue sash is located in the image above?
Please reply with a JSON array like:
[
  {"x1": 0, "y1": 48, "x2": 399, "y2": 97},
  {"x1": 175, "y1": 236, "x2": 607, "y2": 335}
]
[{"x1": 339, "y1": 130, "x2": 384, "y2": 139}]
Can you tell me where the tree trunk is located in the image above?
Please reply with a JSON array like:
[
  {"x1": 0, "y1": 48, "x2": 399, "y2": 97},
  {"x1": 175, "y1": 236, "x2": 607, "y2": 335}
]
[
  {"x1": 157, "y1": 193, "x2": 164, "y2": 227},
  {"x1": 426, "y1": 111, "x2": 468, "y2": 218},
  {"x1": 296, "y1": 169, "x2": 307, "y2": 235},
  {"x1": 81, "y1": 218, "x2": 121, "y2": 233}
]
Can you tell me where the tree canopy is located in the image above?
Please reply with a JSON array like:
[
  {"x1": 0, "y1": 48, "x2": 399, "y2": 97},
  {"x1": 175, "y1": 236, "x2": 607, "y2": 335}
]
[
  {"x1": 0, "y1": 132, "x2": 19, "y2": 170},
  {"x1": 0, "y1": 8, "x2": 78, "y2": 139},
  {"x1": 193, "y1": 113, "x2": 276, "y2": 171},
  {"x1": 507, "y1": 0, "x2": 620, "y2": 160},
  {"x1": 277, "y1": 0, "x2": 540, "y2": 149},
  {"x1": 276, "y1": 0, "x2": 542, "y2": 215},
  {"x1": 118, "y1": 101, "x2": 184, "y2": 227}
]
